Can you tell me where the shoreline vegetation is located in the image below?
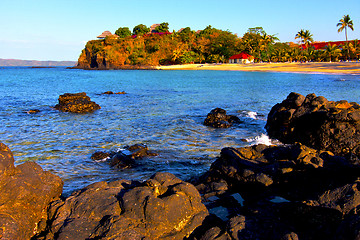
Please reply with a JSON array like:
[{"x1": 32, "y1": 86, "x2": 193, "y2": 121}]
[{"x1": 76, "y1": 19, "x2": 359, "y2": 71}]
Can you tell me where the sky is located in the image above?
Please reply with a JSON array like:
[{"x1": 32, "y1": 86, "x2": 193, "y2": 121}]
[{"x1": 1, "y1": 0, "x2": 359, "y2": 61}]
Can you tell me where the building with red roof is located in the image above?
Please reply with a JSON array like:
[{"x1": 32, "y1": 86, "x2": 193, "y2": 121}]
[
  {"x1": 301, "y1": 40, "x2": 357, "y2": 50},
  {"x1": 229, "y1": 52, "x2": 254, "y2": 64}
]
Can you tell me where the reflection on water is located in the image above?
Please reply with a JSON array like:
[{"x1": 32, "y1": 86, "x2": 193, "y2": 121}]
[{"x1": 1, "y1": 68, "x2": 359, "y2": 195}]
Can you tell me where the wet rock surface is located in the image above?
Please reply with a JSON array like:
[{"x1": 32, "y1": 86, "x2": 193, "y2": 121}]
[
  {"x1": 204, "y1": 108, "x2": 242, "y2": 128},
  {"x1": 91, "y1": 143, "x2": 158, "y2": 169},
  {"x1": 54, "y1": 92, "x2": 101, "y2": 113},
  {"x1": 34, "y1": 172, "x2": 208, "y2": 240},
  {"x1": 0, "y1": 142, "x2": 63, "y2": 240},
  {"x1": 266, "y1": 92, "x2": 360, "y2": 161}
]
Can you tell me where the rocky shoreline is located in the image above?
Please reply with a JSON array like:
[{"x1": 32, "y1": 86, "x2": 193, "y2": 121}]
[{"x1": 2, "y1": 92, "x2": 360, "y2": 239}]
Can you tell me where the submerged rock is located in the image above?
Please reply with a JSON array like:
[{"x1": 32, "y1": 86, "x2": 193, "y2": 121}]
[
  {"x1": 266, "y1": 92, "x2": 360, "y2": 161},
  {"x1": 35, "y1": 172, "x2": 208, "y2": 239},
  {"x1": 102, "y1": 91, "x2": 126, "y2": 94},
  {"x1": 204, "y1": 108, "x2": 242, "y2": 128},
  {"x1": 0, "y1": 142, "x2": 63, "y2": 240},
  {"x1": 54, "y1": 92, "x2": 100, "y2": 113},
  {"x1": 24, "y1": 109, "x2": 40, "y2": 114}
]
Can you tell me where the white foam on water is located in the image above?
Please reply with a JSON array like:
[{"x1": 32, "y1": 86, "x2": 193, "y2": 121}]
[
  {"x1": 251, "y1": 133, "x2": 273, "y2": 146},
  {"x1": 94, "y1": 156, "x2": 110, "y2": 163},
  {"x1": 246, "y1": 111, "x2": 258, "y2": 119}
]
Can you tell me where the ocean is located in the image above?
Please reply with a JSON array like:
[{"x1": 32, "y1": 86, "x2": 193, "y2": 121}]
[{"x1": 1, "y1": 67, "x2": 359, "y2": 195}]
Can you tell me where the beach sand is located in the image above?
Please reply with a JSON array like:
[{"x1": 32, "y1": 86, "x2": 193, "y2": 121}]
[{"x1": 156, "y1": 62, "x2": 360, "y2": 74}]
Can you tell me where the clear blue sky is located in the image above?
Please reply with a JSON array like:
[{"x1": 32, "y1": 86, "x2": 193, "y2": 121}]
[{"x1": 1, "y1": 0, "x2": 359, "y2": 61}]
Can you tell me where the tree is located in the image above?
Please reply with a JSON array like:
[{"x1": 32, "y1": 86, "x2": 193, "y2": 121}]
[
  {"x1": 324, "y1": 44, "x2": 342, "y2": 62},
  {"x1": 115, "y1": 27, "x2": 132, "y2": 38},
  {"x1": 154, "y1": 22, "x2": 170, "y2": 33},
  {"x1": 133, "y1": 24, "x2": 150, "y2": 36},
  {"x1": 337, "y1": 14, "x2": 354, "y2": 60},
  {"x1": 295, "y1": 29, "x2": 313, "y2": 47}
]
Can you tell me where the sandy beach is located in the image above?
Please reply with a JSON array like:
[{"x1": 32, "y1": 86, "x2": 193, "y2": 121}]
[{"x1": 157, "y1": 62, "x2": 360, "y2": 74}]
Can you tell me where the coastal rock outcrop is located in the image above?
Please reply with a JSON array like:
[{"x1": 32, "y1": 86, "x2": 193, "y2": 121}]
[
  {"x1": 0, "y1": 142, "x2": 63, "y2": 240},
  {"x1": 35, "y1": 172, "x2": 208, "y2": 240},
  {"x1": 190, "y1": 143, "x2": 360, "y2": 239},
  {"x1": 54, "y1": 92, "x2": 101, "y2": 113},
  {"x1": 204, "y1": 108, "x2": 242, "y2": 128},
  {"x1": 265, "y1": 92, "x2": 360, "y2": 161},
  {"x1": 197, "y1": 143, "x2": 357, "y2": 200}
]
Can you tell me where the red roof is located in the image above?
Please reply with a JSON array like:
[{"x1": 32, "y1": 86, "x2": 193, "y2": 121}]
[
  {"x1": 301, "y1": 40, "x2": 357, "y2": 50},
  {"x1": 229, "y1": 52, "x2": 252, "y2": 60}
]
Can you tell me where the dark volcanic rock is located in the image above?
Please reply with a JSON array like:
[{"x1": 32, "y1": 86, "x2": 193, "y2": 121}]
[
  {"x1": 54, "y1": 92, "x2": 101, "y2": 113},
  {"x1": 190, "y1": 143, "x2": 360, "y2": 240},
  {"x1": 35, "y1": 172, "x2": 208, "y2": 240},
  {"x1": 265, "y1": 92, "x2": 360, "y2": 161},
  {"x1": 198, "y1": 143, "x2": 357, "y2": 200},
  {"x1": 109, "y1": 144, "x2": 158, "y2": 169},
  {"x1": 204, "y1": 108, "x2": 242, "y2": 128},
  {"x1": 0, "y1": 142, "x2": 63, "y2": 240}
]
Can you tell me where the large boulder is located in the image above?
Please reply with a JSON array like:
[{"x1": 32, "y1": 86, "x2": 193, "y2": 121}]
[
  {"x1": 198, "y1": 143, "x2": 357, "y2": 201},
  {"x1": 204, "y1": 108, "x2": 242, "y2": 128},
  {"x1": 54, "y1": 92, "x2": 101, "y2": 113},
  {"x1": 191, "y1": 143, "x2": 360, "y2": 240},
  {"x1": 265, "y1": 92, "x2": 360, "y2": 161},
  {"x1": 0, "y1": 142, "x2": 63, "y2": 240},
  {"x1": 35, "y1": 172, "x2": 208, "y2": 240}
]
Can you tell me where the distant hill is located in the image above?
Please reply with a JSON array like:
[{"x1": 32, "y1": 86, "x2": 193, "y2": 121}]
[{"x1": 0, "y1": 58, "x2": 77, "y2": 67}]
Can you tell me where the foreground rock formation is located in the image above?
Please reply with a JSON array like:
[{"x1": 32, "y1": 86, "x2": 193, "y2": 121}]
[
  {"x1": 34, "y1": 172, "x2": 208, "y2": 239},
  {"x1": 54, "y1": 92, "x2": 101, "y2": 113},
  {"x1": 192, "y1": 143, "x2": 360, "y2": 239},
  {"x1": 0, "y1": 142, "x2": 63, "y2": 239},
  {"x1": 266, "y1": 92, "x2": 360, "y2": 161},
  {"x1": 204, "y1": 108, "x2": 242, "y2": 128}
]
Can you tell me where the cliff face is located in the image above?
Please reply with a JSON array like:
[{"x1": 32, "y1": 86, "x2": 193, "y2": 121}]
[{"x1": 76, "y1": 34, "x2": 178, "y2": 69}]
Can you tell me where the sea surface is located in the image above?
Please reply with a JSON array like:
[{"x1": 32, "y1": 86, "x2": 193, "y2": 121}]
[{"x1": 1, "y1": 67, "x2": 359, "y2": 195}]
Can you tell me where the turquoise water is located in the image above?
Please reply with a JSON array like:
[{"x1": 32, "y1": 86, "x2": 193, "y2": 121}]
[{"x1": 1, "y1": 67, "x2": 359, "y2": 195}]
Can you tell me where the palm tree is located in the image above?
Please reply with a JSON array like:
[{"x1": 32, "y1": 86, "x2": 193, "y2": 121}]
[
  {"x1": 337, "y1": 15, "x2": 354, "y2": 60},
  {"x1": 295, "y1": 29, "x2": 314, "y2": 48},
  {"x1": 260, "y1": 33, "x2": 279, "y2": 62},
  {"x1": 324, "y1": 44, "x2": 342, "y2": 62}
]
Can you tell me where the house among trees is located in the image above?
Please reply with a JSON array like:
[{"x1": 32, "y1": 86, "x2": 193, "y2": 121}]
[
  {"x1": 229, "y1": 52, "x2": 254, "y2": 64},
  {"x1": 150, "y1": 24, "x2": 161, "y2": 33},
  {"x1": 97, "y1": 31, "x2": 117, "y2": 39}
]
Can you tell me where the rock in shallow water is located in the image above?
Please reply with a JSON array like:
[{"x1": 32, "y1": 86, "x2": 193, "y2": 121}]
[
  {"x1": 204, "y1": 108, "x2": 242, "y2": 128},
  {"x1": 54, "y1": 92, "x2": 101, "y2": 113},
  {"x1": 92, "y1": 144, "x2": 158, "y2": 168}
]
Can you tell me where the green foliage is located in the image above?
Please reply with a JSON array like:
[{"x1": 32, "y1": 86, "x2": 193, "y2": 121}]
[
  {"x1": 115, "y1": 27, "x2": 132, "y2": 38},
  {"x1": 133, "y1": 24, "x2": 150, "y2": 36},
  {"x1": 78, "y1": 22, "x2": 359, "y2": 69},
  {"x1": 154, "y1": 22, "x2": 169, "y2": 33}
]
